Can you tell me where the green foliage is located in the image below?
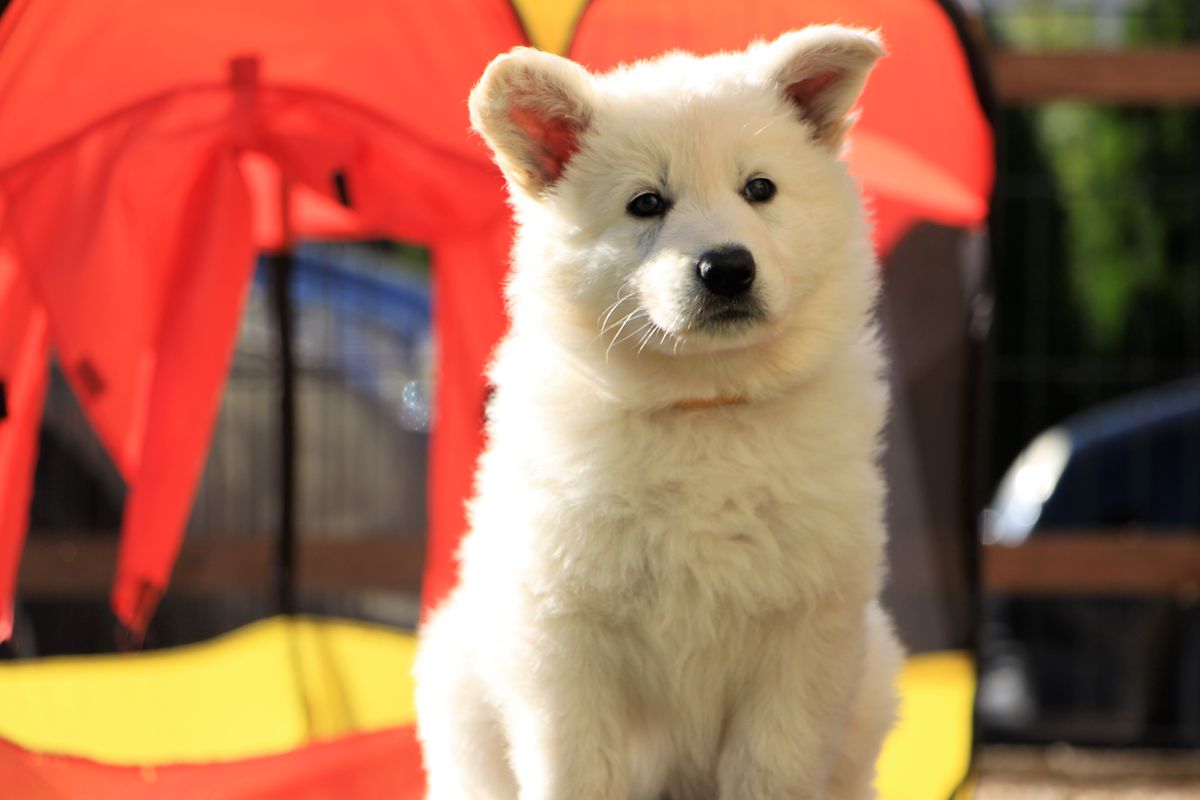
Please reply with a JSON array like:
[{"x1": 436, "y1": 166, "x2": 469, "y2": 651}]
[
  {"x1": 991, "y1": 0, "x2": 1199, "y2": 352},
  {"x1": 1036, "y1": 102, "x2": 1169, "y2": 346}
]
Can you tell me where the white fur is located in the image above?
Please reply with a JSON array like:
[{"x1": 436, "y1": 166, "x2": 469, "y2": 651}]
[{"x1": 416, "y1": 26, "x2": 903, "y2": 800}]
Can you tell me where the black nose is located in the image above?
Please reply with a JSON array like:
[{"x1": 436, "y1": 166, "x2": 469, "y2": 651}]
[{"x1": 697, "y1": 246, "x2": 756, "y2": 297}]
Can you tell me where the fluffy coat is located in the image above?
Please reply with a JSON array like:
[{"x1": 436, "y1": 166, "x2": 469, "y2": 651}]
[{"x1": 415, "y1": 26, "x2": 903, "y2": 800}]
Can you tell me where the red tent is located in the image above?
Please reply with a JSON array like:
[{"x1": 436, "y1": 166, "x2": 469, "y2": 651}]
[
  {"x1": 0, "y1": 0, "x2": 522, "y2": 636},
  {"x1": 0, "y1": 0, "x2": 990, "y2": 637}
]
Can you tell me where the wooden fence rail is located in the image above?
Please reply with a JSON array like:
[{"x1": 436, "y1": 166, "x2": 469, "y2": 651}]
[
  {"x1": 991, "y1": 49, "x2": 1200, "y2": 103},
  {"x1": 18, "y1": 533, "x2": 425, "y2": 598},
  {"x1": 984, "y1": 532, "x2": 1200, "y2": 595}
]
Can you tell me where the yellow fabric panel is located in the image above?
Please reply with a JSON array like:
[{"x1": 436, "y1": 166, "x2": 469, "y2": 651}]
[
  {"x1": 0, "y1": 617, "x2": 417, "y2": 765},
  {"x1": 285, "y1": 617, "x2": 418, "y2": 739},
  {"x1": 509, "y1": 0, "x2": 588, "y2": 54},
  {"x1": 0, "y1": 617, "x2": 973, "y2": 800},
  {"x1": 877, "y1": 651, "x2": 976, "y2": 800}
]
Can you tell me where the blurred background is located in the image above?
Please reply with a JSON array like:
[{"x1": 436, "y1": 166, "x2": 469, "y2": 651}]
[
  {"x1": 969, "y1": 1, "x2": 1200, "y2": 792},
  {"x1": 2, "y1": 0, "x2": 1200, "y2": 797},
  {"x1": 969, "y1": 1, "x2": 1200, "y2": 793}
]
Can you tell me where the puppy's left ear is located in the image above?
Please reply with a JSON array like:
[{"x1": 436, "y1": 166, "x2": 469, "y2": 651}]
[{"x1": 760, "y1": 26, "x2": 885, "y2": 151}]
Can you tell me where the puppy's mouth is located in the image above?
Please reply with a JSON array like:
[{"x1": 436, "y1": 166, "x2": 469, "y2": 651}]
[
  {"x1": 614, "y1": 290, "x2": 769, "y2": 358},
  {"x1": 694, "y1": 296, "x2": 766, "y2": 332}
]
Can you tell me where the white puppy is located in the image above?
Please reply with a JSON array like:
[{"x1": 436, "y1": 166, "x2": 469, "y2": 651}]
[{"x1": 416, "y1": 26, "x2": 903, "y2": 800}]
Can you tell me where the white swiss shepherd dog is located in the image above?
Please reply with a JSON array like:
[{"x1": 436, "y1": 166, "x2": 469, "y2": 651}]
[{"x1": 416, "y1": 25, "x2": 904, "y2": 800}]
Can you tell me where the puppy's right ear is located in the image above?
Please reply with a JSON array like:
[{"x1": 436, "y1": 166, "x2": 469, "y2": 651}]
[{"x1": 469, "y1": 48, "x2": 595, "y2": 197}]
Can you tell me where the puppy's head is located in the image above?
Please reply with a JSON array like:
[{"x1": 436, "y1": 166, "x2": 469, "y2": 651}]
[{"x1": 470, "y1": 27, "x2": 884, "y2": 402}]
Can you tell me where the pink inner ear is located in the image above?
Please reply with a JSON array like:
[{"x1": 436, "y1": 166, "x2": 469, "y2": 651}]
[
  {"x1": 784, "y1": 69, "x2": 840, "y2": 120},
  {"x1": 509, "y1": 105, "x2": 580, "y2": 183}
]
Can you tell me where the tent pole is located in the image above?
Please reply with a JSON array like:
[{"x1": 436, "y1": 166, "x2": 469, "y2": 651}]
[{"x1": 272, "y1": 175, "x2": 298, "y2": 617}]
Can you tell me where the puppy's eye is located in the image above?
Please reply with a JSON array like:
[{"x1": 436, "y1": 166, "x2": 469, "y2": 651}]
[
  {"x1": 627, "y1": 192, "x2": 668, "y2": 218},
  {"x1": 743, "y1": 177, "x2": 776, "y2": 204}
]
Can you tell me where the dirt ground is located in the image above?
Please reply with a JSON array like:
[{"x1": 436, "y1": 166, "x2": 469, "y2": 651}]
[{"x1": 973, "y1": 746, "x2": 1200, "y2": 799}]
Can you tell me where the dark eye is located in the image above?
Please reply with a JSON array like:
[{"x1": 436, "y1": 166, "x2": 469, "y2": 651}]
[
  {"x1": 627, "y1": 192, "x2": 668, "y2": 218},
  {"x1": 743, "y1": 177, "x2": 776, "y2": 204}
]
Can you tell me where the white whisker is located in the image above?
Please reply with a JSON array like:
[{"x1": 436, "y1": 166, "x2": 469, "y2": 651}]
[
  {"x1": 750, "y1": 118, "x2": 777, "y2": 137},
  {"x1": 593, "y1": 305, "x2": 638, "y2": 352},
  {"x1": 605, "y1": 311, "x2": 646, "y2": 361},
  {"x1": 636, "y1": 324, "x2": 658, "y2": 357},
  {"x1": 615, "y1": 319, "x2": 652, "y2": 349},
  {"x1": 598, "y1": 287, "x2": 636, "y2": 330},
  {"x1": 601, "y1": 306, "x2": 638, "y2": 337},
  {"x1": 606, "y1": 308, "x2": 641, "y2": 338},
  {"x1": 590, "y1": 304, "x2": 625, "y2": 347},
  {"x1": 589, "y1": 283, "x2": 640, "y2": 351}
]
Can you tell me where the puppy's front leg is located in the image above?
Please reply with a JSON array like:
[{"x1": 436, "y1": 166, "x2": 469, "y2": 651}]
[
  {"x1": 504, "y1": 621, "x2": 631, "y2": 800},
  {"x1": 717, "y1": 609, "x2": 867, "y2": 800}
]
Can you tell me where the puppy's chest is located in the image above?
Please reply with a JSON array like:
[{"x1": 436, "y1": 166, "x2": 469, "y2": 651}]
[
  {"x1": 591, "y1": 420, "x2": 787, "y2": 530},
  {"x1": 538, "y1": 421, "x2": 835, "y2": 616},
  {"x1": 619, "y1": 466, "x2": 782, "y2": 547}
]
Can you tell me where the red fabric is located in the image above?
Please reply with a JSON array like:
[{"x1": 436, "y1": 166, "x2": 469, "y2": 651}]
[
  {"x1": 0, "y1": 726, "x2": 426, "y2": 800},
  {"x1": 0, "y1": 250, "x2": 49, "y2": 641},
  {"x1": 0, "y1": 0, "x2": 990, "y2": 637}
]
